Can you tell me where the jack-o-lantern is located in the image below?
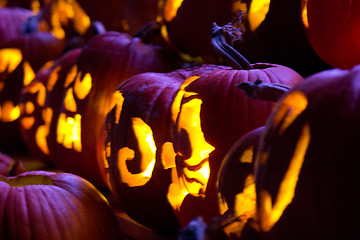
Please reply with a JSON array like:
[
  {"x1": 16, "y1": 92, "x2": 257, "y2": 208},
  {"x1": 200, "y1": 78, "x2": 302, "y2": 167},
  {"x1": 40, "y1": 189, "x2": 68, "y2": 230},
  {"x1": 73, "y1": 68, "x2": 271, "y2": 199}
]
[
  {"x1": 0, "y1": 151, "x2": 24, "y2": 176},
  {"x1": 239, "y1": 0, "x2": 330, "y2": 77},
  {"x1": 19, "y1": 48, "x2": 81, "y2": 164},
  {"x1": 19, "y1": 31, "x2": 180, "y2": 187},
  {"x1": 105, "y1": 32, "x2": 303, "y2": 234},
  {"x1": 105, "y1": 64, "x2": 229, "y2": 236},
  {"x1": 301, "y1": 0, "x2": 360, "y2": 69},
  {"x1": 250, "y1": 65, "x2": 360, "y2": 239},
  {"x1": 216, "y1": 126, "x2": 264, "y2": 238},
  {"x1": 0, "y1": 32, "x2": 65, "y2": 153},
  {"x1": 0, "y1": 170, "x2": 121, "y2": 239}
]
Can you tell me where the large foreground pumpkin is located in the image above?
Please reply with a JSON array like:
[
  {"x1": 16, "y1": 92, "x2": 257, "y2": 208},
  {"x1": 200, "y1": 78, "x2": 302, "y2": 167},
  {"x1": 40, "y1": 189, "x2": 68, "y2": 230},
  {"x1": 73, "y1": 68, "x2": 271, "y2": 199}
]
[
  {"x1": 105, "y1": 58, "x2": 302, "y2": 235},
  {"x1": 252, "y1": 64, "x2": 360, "y2": 239}
]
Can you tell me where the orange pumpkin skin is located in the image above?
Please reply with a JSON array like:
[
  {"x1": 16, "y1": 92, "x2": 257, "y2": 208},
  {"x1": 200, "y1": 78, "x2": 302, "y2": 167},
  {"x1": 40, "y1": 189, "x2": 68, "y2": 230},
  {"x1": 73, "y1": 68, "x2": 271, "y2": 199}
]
[
  {"x1": 0, "y1": 170, "x2": 120, "y2": 240},
  {"x1": 303, "y1": 0, "x2": 360, "y2": 69},
  {"x1": 253, "y1": 65, "x2": 360, "y2": 239}
]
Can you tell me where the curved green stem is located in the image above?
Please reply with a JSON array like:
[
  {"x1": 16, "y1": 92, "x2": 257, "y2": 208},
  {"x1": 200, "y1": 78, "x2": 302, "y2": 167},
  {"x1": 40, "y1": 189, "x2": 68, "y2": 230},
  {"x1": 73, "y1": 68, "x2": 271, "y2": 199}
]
[{"x1": 211, "y1": 22, "x2": 253, "y2": 70}]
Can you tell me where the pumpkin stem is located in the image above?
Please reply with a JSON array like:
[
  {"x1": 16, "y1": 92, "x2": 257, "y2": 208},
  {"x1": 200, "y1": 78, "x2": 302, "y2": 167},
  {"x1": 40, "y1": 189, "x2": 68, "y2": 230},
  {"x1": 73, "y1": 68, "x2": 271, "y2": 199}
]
[
  {"x1": 237, "y1": 80, "x2": 291, "y2": 102},
  {"x1": 211, "y1": 22, "x2": 253, "y2": 70},
  {"x1": 133, "y1": 20, "x2": 162, "y2": 44}
]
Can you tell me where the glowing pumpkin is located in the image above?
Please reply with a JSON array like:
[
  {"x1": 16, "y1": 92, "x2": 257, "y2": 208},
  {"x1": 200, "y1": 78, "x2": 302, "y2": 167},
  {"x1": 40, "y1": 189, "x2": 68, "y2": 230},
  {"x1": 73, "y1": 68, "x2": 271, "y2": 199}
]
[
  {"x1": 29, "y1": 0, "x2": 91, "y2": 40},
  {"x1": 19, "y1": 48, "x2": 81, "y2": 164},
  {"x1": 105, "y1": 64, "x2": 228, "y2": 236},
  {"x1": 19, "y1": 31, "x2": 180, "y2": 187},
  {"x1": 251, "y1": 65, "x2": 360, "y2": 239},
  {"x1": 216, "y1": 126, "x2": 264, "y2": 238},
  {"x1": 105, "y1": 38, "x2": 302, "y2": 234},
  {"x1": 0, "y1": 170, "x2": 121, "y2": 240},
  {"x1": 0, "y1": 32, "x2": 65, "y2": 153},
  {"x1": 0, "y1": 151, "x2": 24, "y2": 176},
  {"x1": 302, "y1": 0, "x2": 360, "y2": 69}
]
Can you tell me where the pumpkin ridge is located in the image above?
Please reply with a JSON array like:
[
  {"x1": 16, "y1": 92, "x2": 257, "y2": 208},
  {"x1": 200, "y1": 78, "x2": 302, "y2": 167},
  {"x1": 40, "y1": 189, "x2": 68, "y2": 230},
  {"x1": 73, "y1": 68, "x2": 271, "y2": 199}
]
[{"x1": 40, "y1": 186, "x2": 67, "y2": 239}]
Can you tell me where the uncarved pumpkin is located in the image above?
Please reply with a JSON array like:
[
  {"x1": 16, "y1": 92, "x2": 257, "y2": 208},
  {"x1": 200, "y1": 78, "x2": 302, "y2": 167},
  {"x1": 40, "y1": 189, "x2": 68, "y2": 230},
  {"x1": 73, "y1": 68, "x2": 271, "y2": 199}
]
[{"x1": 0, "y1": 170, "x2": 121, "y2": 240}]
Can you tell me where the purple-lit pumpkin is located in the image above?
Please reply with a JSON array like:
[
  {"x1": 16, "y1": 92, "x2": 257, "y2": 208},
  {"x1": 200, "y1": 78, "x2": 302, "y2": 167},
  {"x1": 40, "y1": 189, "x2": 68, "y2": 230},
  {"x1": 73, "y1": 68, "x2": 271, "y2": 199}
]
[
  {"x1": 19, "y1": 31, "x2": 180, "y2": 187},
  {"x1": 0, "y1": 170, "x2": 120, "y2": 240},
  {"x1": 251, "y1": 65, "x2": 360, "y2": 239},
  {"x1": 170, "y1": 62, "x2": 302, "y2": 227},
  {"x1": 216, "y1": 126, "x2": 264, "y2": 238},
  {"x1": 105, "y1": 61, "x2": 303, "y2": 234},
  {"x1": 0, "y1": 7, "x2": 33, "y2": 44}
]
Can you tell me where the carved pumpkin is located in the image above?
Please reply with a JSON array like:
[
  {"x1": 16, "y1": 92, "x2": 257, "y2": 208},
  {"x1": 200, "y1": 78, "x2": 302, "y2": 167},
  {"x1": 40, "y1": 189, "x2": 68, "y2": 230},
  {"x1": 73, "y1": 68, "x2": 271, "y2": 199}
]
[
  {"x1": 19, "y1": 48, "x2": 81, "y2": 164},
  {"x1": 302, "y1": 0, "x2": 360, "y2": 69},
  {"x1": 0, "y1": 151, "x2": 24, "y2": 176},
  {"x1": 0, "y1": 170, "x2": 121, "y2": 239},
  {"x1": 252, "y1": 65, "x2": 360, "y2": 239},
  {"x1": 105, "y1": 48, "x2": 303, "y2": 234},
  {"x1": 19, "y1": 31, "x2": 180, "y2": 187},
  {"x1": 0, "y1": 32, "x2": 65, "y2": 153},
  {"x1": 105, "y1": 64, "x2": 228, "y2": 236},
  {"x1": 216, "y1": 126, "x2": 264, "y2": 238}
]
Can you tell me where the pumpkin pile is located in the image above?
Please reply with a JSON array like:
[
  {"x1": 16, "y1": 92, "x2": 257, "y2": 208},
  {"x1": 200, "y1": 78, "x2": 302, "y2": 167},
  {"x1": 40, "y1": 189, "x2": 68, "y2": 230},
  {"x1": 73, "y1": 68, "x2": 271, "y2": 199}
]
[{"x1": 0, "y1": 0, "x2": 359, "y2": 239}]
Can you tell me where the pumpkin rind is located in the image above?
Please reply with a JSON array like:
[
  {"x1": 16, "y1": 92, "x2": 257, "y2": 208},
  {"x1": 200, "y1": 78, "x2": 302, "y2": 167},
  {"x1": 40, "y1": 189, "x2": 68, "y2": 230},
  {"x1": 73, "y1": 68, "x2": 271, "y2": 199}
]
[{"x1": 0, "y1": 170, "x2": 121, "y2": 240}]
